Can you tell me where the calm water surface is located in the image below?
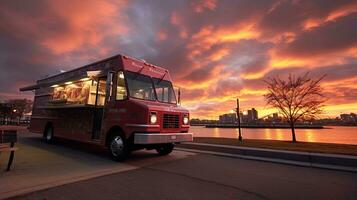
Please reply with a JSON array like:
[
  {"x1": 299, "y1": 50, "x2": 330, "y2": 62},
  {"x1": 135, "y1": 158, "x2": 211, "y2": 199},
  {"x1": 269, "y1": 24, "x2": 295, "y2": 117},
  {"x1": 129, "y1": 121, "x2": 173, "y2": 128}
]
[{"x1": 190, "y1": 126, "x2": 357, "y2": 145}]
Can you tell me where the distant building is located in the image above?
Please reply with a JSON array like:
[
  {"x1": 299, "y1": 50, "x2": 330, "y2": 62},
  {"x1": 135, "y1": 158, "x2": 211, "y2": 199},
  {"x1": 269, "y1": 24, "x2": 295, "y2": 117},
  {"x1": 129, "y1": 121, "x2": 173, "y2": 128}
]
[
  {"x1": 239, "y1": 112, "x2": 244, "y2": 123},
  {"x1": 340, "y1": 113, "x2": 357, "y2": 123},
  {"x1": 219, "y1": 113, "x2": 237, "y2": 124},
  {"x1": 272, "y1": 113, "x2": 279, "y2": 121},
  {"x1": 243, "y1": 108, "x2": 258, "y2": 123},
  {"x1": 252, "y1": 108, "x2": 258, "y2": 121},
  {"x1": 247, "y1": 110, "x2": 253, "y2": 121}
]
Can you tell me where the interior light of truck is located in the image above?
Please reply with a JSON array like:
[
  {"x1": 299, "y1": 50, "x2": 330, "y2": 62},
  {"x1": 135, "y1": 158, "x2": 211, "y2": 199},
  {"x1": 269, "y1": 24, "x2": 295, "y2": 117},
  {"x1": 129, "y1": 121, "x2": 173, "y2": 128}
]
[
  {"x1": 80, "y1": 77, "x2": 90, "y2": 81},
  {"x1": 183, "y1": 115, "x2": 189, "y2": 125},
  {"x1": 87, "y1": 70, "x2": 101, "y2": 77},
  {"x1": 51, "y1": 84, "x2": 59, "y2": 88},
  {"x1": 65, "y1": 81, "x2": 73, "y2": 85},
  {"x1": 119, "y1": 72, "x2": 124, "y2": 79},
  {"x1": 150, "y1": 113, "x2": 157, "y2": 124}
]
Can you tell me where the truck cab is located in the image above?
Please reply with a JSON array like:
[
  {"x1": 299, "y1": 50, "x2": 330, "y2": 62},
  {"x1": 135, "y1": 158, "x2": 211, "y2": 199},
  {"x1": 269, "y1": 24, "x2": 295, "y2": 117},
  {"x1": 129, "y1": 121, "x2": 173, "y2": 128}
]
[{"x1": 20, "y1": 54, "x2": 193, "y2": 161}]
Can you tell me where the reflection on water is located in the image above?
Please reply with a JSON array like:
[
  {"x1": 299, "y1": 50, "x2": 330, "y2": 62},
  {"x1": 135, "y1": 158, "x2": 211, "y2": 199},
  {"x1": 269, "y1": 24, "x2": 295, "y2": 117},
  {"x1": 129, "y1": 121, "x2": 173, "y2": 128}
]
[
  {"x1": 213, "y1": 128, "x2": 220, "y2": 137},
  {"x1": 276, "y1": 129, "x2": 283, "y2": 141},
  {"x1": 264, "y1": 129, "x2": 272, "y2": 140},
  {"x1": 303, "y1": 129, "x2": 316, "y2": 143},
  {"x1": 235, "y1": 129, "x2": 239, "y2": 138},
  {"x1": 190, "y1": 126, "x2": 357, "y2": 145}
]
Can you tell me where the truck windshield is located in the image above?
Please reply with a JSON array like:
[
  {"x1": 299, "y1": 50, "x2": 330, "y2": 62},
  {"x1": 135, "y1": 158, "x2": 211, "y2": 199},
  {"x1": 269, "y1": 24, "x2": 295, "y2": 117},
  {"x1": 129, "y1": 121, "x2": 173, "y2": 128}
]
[
  {"x1": 126, "y1": 71, "x2": 156, "y2": 101},
  {"x1": 153, "y1": 78, "x2": 177, "y2": 104},
  {"x1": 125, "y1": 71, "x2": 177, "y2": 103}
]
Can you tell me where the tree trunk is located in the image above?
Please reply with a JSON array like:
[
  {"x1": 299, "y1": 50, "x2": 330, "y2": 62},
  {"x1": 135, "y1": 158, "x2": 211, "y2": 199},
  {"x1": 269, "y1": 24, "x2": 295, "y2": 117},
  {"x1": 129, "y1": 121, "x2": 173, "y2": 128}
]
[{"x1": 291, "y1": 122, "x2": 297, "y2": 143}]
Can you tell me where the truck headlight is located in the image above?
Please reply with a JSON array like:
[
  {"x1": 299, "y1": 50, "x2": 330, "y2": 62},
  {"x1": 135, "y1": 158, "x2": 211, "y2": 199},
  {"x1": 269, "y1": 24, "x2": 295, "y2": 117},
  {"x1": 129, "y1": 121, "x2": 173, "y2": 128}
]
[
  {"x1": 150, "y1": 113, "x2": 157, "y2": 124},
  {"x1": 183, "y1": 115, "x2": 189, "y2": 125}
]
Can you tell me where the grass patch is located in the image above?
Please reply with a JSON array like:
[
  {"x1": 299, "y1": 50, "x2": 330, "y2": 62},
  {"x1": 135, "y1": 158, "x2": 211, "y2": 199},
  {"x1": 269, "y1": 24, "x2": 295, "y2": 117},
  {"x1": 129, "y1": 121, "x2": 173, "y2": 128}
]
[{"x1": 193, "y1": 137, "x2": 357, "y2": 156}]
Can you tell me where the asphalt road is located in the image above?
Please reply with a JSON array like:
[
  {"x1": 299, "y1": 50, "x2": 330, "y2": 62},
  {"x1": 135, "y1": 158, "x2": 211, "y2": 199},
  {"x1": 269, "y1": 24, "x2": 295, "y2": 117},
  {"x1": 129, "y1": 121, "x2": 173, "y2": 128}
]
[{"x1": 8, "y1": 151, "x2": 357, "y2": 200}]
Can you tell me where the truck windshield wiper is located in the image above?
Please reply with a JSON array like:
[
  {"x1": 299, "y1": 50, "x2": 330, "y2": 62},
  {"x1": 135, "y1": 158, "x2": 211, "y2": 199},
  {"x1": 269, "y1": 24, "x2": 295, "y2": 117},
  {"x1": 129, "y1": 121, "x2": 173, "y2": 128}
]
[
  {"x1": 157, "y1": 71, "x2": 167, "y2": 83},
  {"x1": 133, "y1": 66, "x2": 145, "y2": 80}
]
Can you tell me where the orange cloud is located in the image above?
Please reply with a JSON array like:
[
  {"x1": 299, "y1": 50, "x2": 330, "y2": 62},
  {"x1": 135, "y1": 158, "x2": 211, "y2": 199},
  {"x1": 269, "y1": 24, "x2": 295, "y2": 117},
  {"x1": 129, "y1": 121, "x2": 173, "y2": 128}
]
[
  {"x1": 170, "y1": 12, "x2": 188, "y2": 39},
  {"x1": 41, "y1": 0, "x2": 128, "y2": 54},
  {"x1": 240, "y1": 47, "x2": 355, "y2": 81},
  {"x1": 191, "y1": 0, "x2": 218, "y2": 13},
  {"x1": 220, "y1": 28, "x2": 259, "y2": 42},
  {"x1": 187, "y1": 24, "x2": 259, "y2": 64},
  {"x1": 157, "y1": 30, "x2": 168, "y2": 41},
  {"x1": 303, "y1": 4, "x2": 357, "y2": 30},
  {"x1": 209, "y1": 48, "x2": 230, "y2": 61},
  {"x1": 324, "y1": 103, "x2": 357, "y2": 117}
]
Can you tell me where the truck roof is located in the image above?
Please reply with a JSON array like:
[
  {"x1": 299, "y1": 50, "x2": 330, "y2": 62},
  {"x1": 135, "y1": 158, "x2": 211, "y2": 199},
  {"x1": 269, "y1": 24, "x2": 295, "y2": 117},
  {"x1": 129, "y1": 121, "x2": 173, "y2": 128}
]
[
  {"x1": 20, "y1": 53, "x2": 172, "y2": 91},
  {"x1": 38, "y1": 54, "x2": 122, "y2": 82}
]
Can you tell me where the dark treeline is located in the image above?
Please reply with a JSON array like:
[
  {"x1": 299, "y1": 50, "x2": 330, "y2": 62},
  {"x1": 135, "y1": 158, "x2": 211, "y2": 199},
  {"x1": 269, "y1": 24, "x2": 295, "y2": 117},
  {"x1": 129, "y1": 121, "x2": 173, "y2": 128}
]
[{"x1": 0, "y1": 99, "x2": 33, "y2": 125}]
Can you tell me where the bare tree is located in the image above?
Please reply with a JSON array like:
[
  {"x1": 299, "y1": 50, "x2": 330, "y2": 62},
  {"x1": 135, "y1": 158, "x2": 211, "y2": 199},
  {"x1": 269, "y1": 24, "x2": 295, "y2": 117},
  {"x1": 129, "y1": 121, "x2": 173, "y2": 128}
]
[{"x1": 264, "y1": 73, "x2": 326, "y2": 142}]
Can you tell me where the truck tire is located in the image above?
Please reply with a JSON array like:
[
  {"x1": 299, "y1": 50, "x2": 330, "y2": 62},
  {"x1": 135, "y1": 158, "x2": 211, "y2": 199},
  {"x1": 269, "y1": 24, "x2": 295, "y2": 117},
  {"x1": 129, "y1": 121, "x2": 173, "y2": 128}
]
[
  {"x1": 108, "y1": 133, "x2": 129, "y2": 161},
  {"x1": 155, "y1": 143, "x2": 174, "y2": 156},
  {"x1": 44, "y1": 124, "x2": 54, "y2": 143}
]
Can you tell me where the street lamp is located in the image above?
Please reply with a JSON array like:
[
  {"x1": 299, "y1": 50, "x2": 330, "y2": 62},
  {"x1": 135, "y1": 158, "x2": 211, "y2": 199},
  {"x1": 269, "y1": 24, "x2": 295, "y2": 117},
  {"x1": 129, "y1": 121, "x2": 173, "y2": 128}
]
[{"x1": 236, "y1": 99, "x2": 243, "y2": 141}]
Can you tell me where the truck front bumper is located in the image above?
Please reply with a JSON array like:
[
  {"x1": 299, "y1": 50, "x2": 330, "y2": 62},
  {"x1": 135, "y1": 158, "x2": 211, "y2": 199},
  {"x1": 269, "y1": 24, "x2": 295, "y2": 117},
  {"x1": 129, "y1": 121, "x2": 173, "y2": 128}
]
[{"x1": 134, "y1": 133, "x2": 193, "y2": 144}]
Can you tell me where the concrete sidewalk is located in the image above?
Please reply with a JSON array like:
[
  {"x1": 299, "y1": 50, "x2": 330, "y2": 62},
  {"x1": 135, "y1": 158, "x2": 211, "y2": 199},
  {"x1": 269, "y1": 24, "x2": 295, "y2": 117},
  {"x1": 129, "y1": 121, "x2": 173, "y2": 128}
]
[
  {"x1": 0, "y1": 130, "x2": 195, "y2": 199},
  {"x1": 177, "y1": 142, "x2": 357, "y2": 172}
]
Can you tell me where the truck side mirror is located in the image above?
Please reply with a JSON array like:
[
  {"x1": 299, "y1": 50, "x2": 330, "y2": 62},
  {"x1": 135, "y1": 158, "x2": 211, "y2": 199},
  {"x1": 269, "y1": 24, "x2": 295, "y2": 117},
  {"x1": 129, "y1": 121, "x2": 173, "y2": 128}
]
[{"x1": 177, "y1": 87, "x2": 181, "y2": 105}]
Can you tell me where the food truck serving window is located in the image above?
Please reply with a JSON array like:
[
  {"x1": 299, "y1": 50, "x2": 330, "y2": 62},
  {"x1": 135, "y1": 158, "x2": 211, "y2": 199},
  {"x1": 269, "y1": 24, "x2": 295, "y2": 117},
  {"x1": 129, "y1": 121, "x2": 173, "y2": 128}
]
[
  {"x1": 52, "y1": 81, "x2": 92, "y2": 104},
  {"x1": 126, "y1": 71, "x2": 156, "y2": 101},
  {"x1": 52, "y1": 78, "x2": 107, "y2": 106}
]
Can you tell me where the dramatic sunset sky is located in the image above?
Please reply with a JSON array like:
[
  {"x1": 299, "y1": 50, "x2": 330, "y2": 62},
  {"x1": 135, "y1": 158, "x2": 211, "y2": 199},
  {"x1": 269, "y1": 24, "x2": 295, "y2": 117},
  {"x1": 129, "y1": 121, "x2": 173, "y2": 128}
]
[{"x1": 1, "y1": 0, "x2": 356, "y2": 119}]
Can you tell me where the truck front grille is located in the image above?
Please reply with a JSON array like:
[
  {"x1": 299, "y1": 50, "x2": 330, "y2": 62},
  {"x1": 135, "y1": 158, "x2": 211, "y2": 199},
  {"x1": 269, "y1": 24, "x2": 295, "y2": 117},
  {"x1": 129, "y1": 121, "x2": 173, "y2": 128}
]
[{"x1": 163, "y1": 114, "x2": 179, "y2": 128}]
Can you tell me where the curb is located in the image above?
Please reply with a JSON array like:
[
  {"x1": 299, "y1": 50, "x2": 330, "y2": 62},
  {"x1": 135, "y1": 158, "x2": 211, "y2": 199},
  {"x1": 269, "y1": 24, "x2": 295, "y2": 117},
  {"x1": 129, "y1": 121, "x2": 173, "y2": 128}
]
[{"x1": 176, "y1": 142, "x2": 357, "y2": 172}]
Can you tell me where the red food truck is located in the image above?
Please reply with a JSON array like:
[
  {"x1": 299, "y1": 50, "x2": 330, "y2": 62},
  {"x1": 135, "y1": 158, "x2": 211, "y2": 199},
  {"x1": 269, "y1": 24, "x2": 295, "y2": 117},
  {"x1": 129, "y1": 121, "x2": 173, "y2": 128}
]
[{"x1": 20, "y1": 54, "x2": 192, "y2": 161}]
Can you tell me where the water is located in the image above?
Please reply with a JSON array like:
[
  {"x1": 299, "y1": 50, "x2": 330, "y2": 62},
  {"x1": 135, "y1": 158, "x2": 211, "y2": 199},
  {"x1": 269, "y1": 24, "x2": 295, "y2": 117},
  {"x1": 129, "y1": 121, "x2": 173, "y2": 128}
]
[{"x1": 190, "y1": 126, "x2": 357, "y2": 145}]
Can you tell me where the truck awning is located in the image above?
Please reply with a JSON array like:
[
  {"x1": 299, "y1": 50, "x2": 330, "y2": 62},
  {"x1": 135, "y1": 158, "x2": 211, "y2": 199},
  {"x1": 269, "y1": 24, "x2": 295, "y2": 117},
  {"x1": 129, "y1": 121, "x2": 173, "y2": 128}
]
[
  {"x1": 19, "y1": 70, "x2": 105, "y2": 92},
  {"x1": 19, "y1": 84, "x2": 42, "y2": 91}
]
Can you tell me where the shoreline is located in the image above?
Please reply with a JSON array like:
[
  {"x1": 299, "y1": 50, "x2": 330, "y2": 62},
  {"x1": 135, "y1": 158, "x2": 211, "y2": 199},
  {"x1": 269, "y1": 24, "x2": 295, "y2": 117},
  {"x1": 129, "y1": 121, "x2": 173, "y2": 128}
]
[
  {"x1": 204, "y1": 124, "x2": 324, "y2": 129},
  {"x1": 191, "y1": 137, "x2": 357, "y2": 156}
]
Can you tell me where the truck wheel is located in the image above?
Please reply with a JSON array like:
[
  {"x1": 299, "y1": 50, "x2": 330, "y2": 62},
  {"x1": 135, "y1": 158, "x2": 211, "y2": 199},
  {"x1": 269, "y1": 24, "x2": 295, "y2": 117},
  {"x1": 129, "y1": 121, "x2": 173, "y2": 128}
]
[
  {"x1": 109, "y1": 133, "x2": 129, "y2": 161},
  {"x1": 155, "y1": 143, "x2": 174, "y2": 156},
  {"x1": 44, "y1": 125, "x2": 54, "y2": 143}
]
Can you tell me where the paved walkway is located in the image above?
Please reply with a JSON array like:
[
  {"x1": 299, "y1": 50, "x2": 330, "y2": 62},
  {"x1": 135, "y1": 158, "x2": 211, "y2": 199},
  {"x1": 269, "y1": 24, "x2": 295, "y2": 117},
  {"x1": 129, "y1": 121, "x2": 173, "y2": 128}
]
[
  {"x1": 7, "y1": 153, "x2": 357, "y2": 200},
  {"x1": 0, "y1": 130, "x2": 195, "y2": 199},
  {"x1": 1, "y1": 127, "x2": 356, "y2": 200}
]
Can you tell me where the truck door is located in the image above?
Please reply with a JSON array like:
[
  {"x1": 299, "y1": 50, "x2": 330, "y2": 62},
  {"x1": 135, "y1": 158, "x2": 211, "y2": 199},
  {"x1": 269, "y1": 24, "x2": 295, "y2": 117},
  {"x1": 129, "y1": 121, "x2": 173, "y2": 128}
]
[{"x1": 92, "y1": 73, "x2": 113, "y2": 140}]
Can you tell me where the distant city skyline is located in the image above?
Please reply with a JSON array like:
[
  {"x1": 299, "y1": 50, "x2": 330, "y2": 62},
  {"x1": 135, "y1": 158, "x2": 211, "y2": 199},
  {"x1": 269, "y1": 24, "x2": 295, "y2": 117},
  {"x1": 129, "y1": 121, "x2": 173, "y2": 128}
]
[
  {"x1": 197, "y1": 108, "x2": 357, "y2": 122},
  {"x1": 1, "y1": 1, "x2": 356, "y2": 119}
]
